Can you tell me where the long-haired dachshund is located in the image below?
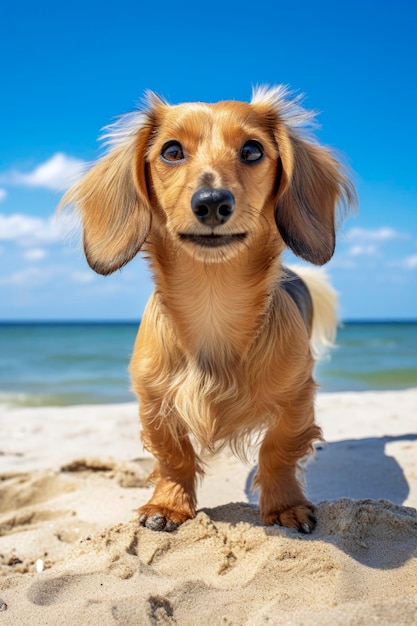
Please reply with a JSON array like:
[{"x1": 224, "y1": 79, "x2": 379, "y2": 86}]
[{"x1": 61, "y1": 85, "x2": 355, "y2": 533}]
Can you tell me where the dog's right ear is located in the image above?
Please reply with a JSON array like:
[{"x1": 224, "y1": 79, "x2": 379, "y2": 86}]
[
  {"x1": 60, "y1": 115, "x2": 154, "y2": 275},
  {"x1": 251, "y1": 85, "x2": 356, "y2": 266}
]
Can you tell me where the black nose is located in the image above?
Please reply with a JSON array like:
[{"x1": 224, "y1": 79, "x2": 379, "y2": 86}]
[{"x1": 191, "y1": 188, "x2": 235, "y2": 227}]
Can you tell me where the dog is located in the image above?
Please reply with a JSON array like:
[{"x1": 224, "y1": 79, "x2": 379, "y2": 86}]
[{"x1": 61, "y1": 85, "x2": 355, "y2": 534}]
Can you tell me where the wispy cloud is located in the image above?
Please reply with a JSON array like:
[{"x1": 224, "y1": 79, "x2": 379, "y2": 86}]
[
  {"x1": 0, "y1": 188, "x2": 7, "y2": 202},
  {"x1": 22, "y1": 248, "x2": 48, "y2": 261},
  {"x1": 348, "y1": 244, "x2": 378, "y2": 257},
  {"x1": 400, "y1": 254, "x2": 417, "y2": 270},
  {"x1": 71, "y1": 271, "x2": 96, "y2": 284},
  {"x1": 345, "y1": 227, "x2": 408, "y2": 242},
  {"x1": 341, "y1": 226, "x2": 413, "y2": 260},
  {"x1": 0, "y1": 266, "x2": 47, "y2": 286},
  {"x1": 0, "y1": 212, "x2": 74, "y2": 246},
  {"x1": 0, "y1": 153, "x2": 86, "y2": 191}
]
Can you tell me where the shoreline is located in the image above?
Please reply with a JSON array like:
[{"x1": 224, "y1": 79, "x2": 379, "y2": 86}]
[
  {"x1": 1, "y1": 387, "x2": 416, "y2": 470},
  {"x1": 1, "y1": 388, "x2": 417, "y2": 624}
]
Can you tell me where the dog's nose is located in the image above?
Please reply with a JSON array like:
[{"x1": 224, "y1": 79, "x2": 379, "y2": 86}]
[{"x1": 191, "y1": 188, "x2": 235, "y2": 227}]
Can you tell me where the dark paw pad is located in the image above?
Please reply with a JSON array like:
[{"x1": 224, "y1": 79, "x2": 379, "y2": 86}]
[{"x1": 139, "y1": 513, "x2": 179, "y2": 533}]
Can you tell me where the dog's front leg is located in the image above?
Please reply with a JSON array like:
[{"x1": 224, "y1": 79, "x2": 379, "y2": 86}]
[
  {"x1": 138, "y1": 411, "x2": 202, "y2": 532},
  {"x1": 254, "y1": 386, "x2": 321, "y2": 533}
]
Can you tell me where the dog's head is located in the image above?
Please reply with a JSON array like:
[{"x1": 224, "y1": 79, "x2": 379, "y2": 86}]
[{"x1": 61, "y1": 86, "x2": 355, "y2": 274}]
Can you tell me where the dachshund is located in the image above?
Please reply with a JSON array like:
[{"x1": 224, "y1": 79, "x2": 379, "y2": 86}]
[{"x1": 61, "y1": 85, "x2": 355, "y2": 533}]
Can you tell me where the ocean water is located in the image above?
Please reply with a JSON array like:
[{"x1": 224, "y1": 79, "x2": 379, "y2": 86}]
[{"x1": 0, "y1": 321, "x2": 416, "y2": 406}]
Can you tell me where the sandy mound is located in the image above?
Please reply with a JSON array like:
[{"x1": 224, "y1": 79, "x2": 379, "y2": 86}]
[
  {"x1": 0, "y1": 390, "x2": 416, "y2": 624},
  {"x1": 1, "y1": 464, "x2": 417, "y2": 625}
]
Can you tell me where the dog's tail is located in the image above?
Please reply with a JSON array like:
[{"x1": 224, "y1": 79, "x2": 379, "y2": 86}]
[{"x1": 290, "y1": 265, "x2": 339, "y2": 358}]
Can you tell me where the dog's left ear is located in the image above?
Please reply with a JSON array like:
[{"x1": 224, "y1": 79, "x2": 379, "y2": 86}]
[{"x1": 275, "y1": 131, "x2": 354, "y2": 266}]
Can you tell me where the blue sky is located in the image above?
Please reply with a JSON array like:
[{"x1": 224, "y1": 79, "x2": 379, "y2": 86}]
[{"x1": 1, "y1": 0, "x2": 416, "y2": 320}]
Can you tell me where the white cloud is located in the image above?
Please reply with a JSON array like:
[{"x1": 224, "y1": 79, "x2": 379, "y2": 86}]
[
  {"x1": 348, "y1": 244, "x2": 378, "y2": 257},
  {"x1": 329, "y1": 256, "x2": 357, "y2": 269},
  {"x1": 0, "y1": 188, "x2": 7, "y2": 202},
  {"x1": 23, "y1": 248, "x2": 48, "y2": 261},
  {"x1": 0, "y1": 153, "x2": 86, "y2": 191},
  {"x1": 0, "y1": 267, "x2": 46, "y2": 286},
  {"x1": 0, "y1": 212, "x2": 76, "y2": 246},
  {"x1": 71, "y1": 271, "x2": 95, "y2": 284},
  {"x1": 345, "y1": 227, "x2": 408, "y2": 242},
  {"x1": 340, "y1": 226, "x2": 416, "y2": 266},
  {"x1": 402, "y1": 255, "x2": 417, "y2": 269}
]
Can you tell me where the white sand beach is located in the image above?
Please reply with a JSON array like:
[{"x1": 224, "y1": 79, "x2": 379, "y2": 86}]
[{"x1": 1, "y1": 389, "x2": 417, "y2": 625}]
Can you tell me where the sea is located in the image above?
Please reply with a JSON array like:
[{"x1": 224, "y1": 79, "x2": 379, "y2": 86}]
[{"x1": 0, "y1": 321, "x2": 416, "y2": 407}]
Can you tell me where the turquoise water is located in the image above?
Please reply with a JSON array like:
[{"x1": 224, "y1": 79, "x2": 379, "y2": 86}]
[
  {"x1": 315, "y1": 322, "x2": 417, "y2": 392},
  {"x1": 0, "y1": 322, "x2": 138, "y2": 406},
  {"x1": 0, "y1": 321, "x2": 416, "y2": 406}
]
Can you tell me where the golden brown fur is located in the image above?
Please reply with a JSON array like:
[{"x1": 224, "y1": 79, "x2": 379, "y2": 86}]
[{"x1": 61, "y1": 85, "x2": 356, "y2": 533}]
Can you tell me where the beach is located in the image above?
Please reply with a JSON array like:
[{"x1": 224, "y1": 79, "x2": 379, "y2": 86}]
[{"x1": 1, "y1": 388, "x2": 417, "y2": 625}]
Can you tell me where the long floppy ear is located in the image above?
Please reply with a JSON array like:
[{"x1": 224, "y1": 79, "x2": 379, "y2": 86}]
[
  {"x1": 276, "y1": 134, "x2": 353, "y2": 265},
  {"x1": 60, "y1": 113, "x2": 154, "y2": 275},
  {"x1": 252, "y1": 85, "x2": 356, "y2": 266}
]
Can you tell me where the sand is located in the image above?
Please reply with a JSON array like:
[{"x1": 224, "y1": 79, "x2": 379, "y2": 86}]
[{"x1": 0, "y1": 389, "x2": 417, "y2": 625}]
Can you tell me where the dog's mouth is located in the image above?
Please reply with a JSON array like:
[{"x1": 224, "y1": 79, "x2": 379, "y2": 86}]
[{"x1": 178, "y1": 233, "x2": 248, "y2": 248}]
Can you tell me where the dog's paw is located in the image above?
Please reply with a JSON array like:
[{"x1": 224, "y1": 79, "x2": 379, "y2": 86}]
[
  {"x1": 263, "y1": 504, "x2": 316, "y2": 534},
  {"x1": 138, "y1": 504, "x2": 194, "y2": 532}
]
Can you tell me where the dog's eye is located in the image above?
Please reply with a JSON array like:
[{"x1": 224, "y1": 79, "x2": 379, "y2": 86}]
[
  {"x1": 161, "y1": 141, "x2": 185, "y2": 163},
  {"x1": 240, "y1": 140, "x2": 264, "y2": 163}
]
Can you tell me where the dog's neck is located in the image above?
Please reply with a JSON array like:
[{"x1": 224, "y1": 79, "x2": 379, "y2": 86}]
[{"x1": 146, "y1": 236, "x2": 282, "y2": 364}]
